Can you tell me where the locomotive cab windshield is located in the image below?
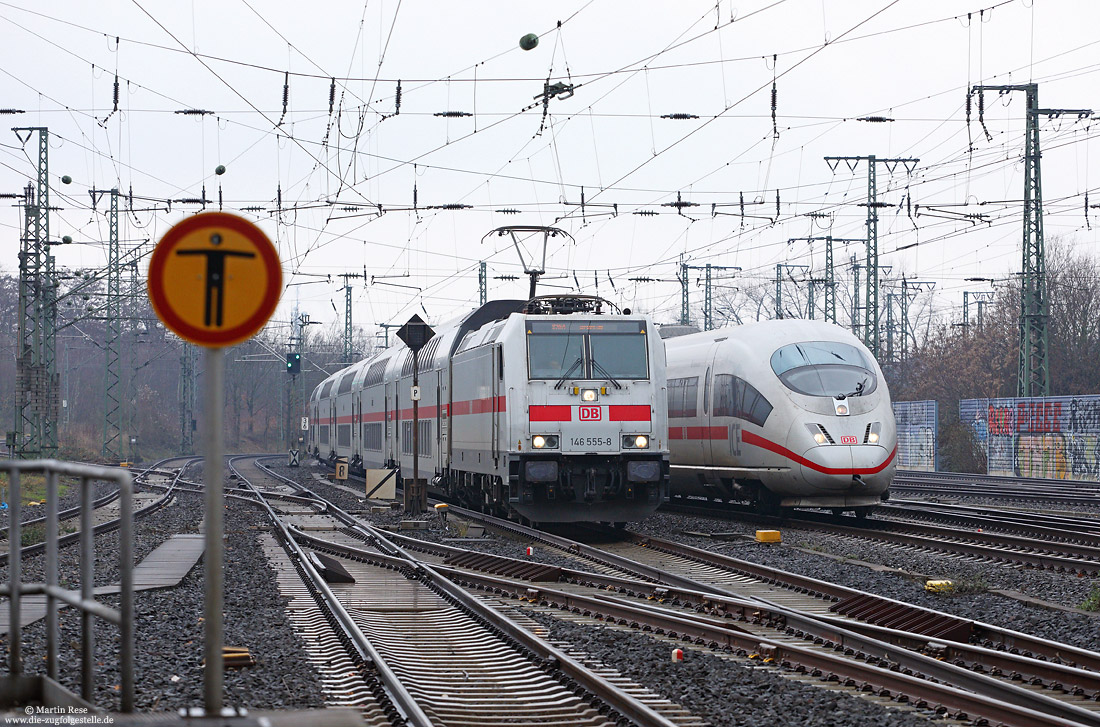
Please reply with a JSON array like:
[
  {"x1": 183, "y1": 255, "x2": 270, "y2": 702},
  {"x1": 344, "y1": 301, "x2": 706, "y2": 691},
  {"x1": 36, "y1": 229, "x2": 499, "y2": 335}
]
[
  {"x1": 527, "y1": 320, "x2": 649, "y2": 380},
  {"x1": 770, "y1": 341, "x2": 878, "y2": 398}
]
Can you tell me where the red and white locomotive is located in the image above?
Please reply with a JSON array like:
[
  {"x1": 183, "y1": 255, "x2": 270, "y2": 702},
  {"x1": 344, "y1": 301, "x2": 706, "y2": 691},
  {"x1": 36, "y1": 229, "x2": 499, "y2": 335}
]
[
  {"x1": 663, "y1": 319, "x2": 896, "y2": 515},
  {"x1": 309, "y1": 296, "x2": 670, "y2": 523}
]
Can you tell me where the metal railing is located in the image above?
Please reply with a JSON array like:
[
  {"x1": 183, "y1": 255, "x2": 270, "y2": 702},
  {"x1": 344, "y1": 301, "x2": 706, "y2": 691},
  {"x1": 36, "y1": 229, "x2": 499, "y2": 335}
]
[{"x1": 0, "y1": 460, "x2": 134, "y2": 712}]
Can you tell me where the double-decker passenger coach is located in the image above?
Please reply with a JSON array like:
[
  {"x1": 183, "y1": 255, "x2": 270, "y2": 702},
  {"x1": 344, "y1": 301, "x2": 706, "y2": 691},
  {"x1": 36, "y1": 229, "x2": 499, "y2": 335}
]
[{"x1": 310, "y1": 296, "x2": 670, "y2": 523}]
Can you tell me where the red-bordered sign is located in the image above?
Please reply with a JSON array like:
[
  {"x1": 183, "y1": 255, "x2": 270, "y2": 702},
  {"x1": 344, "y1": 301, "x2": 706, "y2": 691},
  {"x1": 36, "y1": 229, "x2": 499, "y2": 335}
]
[
  {"x1": 148, "y1": 212, "x2": 282, "y2": 348},
  {"x1": 579, "y1": 406, "x2": 602, "y2": 421}
]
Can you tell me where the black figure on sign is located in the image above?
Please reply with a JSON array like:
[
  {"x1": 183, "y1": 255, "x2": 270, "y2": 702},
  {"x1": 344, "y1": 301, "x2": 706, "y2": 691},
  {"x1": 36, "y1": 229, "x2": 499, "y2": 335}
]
[{"x1": 175, "y1": 233, "x2": 255, "y2": 327}]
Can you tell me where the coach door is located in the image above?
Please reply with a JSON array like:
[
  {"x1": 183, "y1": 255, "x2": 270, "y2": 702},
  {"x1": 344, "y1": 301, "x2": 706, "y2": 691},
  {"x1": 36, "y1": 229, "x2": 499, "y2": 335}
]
[
  {"x1": 433, "y1": 365, "x2": 442, "y2": 468},
  {"x1": 491, "y1": 344, "x2": 502, "y2": 465},
  {"x1": 353, "y1": 395, "x2": 361, "y2": 455},
  {"x1": 385, "y1": 380, "x2": 396, "y2": 467},
  {"x1": 702, "y1": 342, "x2": 723, "y2": 463}
]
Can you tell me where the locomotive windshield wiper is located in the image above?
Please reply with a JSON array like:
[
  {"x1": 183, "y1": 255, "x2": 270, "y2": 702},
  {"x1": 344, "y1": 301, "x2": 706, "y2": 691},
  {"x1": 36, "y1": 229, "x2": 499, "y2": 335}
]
[
  {"x1": 553, "y1": 357, "x2": 584, "y2": 389},
  {"x1": 590, "y1": 358, "x2": 623, "y2": 389},
  {"x1": 843, "y1": 379, "x2": 867, "y2": 398}
]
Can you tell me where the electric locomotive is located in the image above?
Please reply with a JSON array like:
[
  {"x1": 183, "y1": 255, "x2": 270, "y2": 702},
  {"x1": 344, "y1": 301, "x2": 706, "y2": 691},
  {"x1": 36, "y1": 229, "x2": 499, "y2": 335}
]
[
  {"x1": 309, "y1": 296, "x2": 670, "y2": 523},
  {"x1": 662, "y1": 319, "x2": 896, "y2": 515}
]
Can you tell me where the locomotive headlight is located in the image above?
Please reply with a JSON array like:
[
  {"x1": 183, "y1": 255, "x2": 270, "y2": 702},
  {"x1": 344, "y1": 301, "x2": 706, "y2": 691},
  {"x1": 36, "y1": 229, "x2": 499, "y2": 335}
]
[
  {"x1": 635, "y1": 435, "x2": 649, "y2": 449},
  {"x1": 835, "y1": 402, "x2": 849, "y2": 416},
  {"x1": 868, "y1": 431, "x2": 880, "y2": 444},
  {"x1": 622, "y1": 434, "x2": 649, "y2": 449},
  {"x1": 581, "y1": 388, "x2": 598, "y2": 402},
  {"x1": 813, "y1": 432, "x2": 826, "y2": 445},
  {"x1": 532, "y1": 434, "x2": 559, "y2": 449}
]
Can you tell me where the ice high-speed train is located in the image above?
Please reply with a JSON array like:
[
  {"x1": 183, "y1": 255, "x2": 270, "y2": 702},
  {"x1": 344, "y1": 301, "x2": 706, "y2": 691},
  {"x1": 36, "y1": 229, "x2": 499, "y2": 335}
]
[
  {"x1": 309, "y1": 296, "x2": 670, "y2": 523},
  {"x1": 662, "y1": 320, "x2": 896, "y2": 515}
]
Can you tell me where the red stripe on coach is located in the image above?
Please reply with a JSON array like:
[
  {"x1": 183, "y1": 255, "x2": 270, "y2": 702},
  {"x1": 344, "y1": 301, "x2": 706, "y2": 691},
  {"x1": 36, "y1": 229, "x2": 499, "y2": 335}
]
[
  {"x1": 741, "y1": 430, "x2": 896, "y2": 475},
  {"x1": 608, "y1": 405, "x2": 651, "y2": 421},
  {"x1": 529, "y1": 405, "x2": 572, "y2": 422}
]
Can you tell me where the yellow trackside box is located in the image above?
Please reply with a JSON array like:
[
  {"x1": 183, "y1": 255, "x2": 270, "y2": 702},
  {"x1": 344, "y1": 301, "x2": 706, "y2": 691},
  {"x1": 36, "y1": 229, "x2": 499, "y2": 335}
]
[
  {"x1": 925, "y1": 580, "x2": 955, "y2": 593},
  {"x1": 755, "y1": 530, "x2": 782, "y2": 543}
]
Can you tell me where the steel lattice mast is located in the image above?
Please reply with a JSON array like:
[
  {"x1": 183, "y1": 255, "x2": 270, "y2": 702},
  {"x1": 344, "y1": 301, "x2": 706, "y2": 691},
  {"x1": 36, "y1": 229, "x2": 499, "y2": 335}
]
[
  {"x1": 178, "y1": 342, "x2": 196, "y2": 455},
  {"x1": 824, "y1": 156, "x2": 918, "y2": 359},
  {"x1": 13, "y1": 127, "x2": 58, "y2": 459},
  {"x1": 971, "y1": 84, "x2": 1090, "y2": 397},
  {"x1": 101, "y1": 189, "x2": 122, "y2": 459}
]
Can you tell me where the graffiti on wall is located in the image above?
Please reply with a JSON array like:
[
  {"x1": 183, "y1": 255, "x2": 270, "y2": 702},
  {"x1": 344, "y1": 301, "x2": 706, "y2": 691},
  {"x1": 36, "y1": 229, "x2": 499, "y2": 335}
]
[
  {"x1": 893, "y1": 400, "x2": 937, "y2": 471},
  {"x1": 960, "y1": 396, "x2": 1100, "y2": 480}
]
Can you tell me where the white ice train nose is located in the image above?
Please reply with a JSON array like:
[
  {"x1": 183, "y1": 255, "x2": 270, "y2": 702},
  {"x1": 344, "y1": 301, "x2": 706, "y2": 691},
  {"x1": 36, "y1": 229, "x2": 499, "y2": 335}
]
[{"x1": 797, "y1": 443, "x2": 893, "y2": 492}]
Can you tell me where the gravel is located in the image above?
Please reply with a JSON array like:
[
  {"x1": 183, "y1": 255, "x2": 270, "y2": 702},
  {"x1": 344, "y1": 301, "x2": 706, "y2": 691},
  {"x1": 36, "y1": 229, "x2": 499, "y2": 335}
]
[
  {"x1": 529, "y1": 609, "x2": 942, "y2": 727},
  {"x1": 267, "y1": 459, "x2": 1100, "y2": 699},
  {"x1": 267, "y1": 460, "x2": 615, "y2": 571},
  {"x1": 1, "y1": 471, "x2": 328, "y2": 713},
  {"x1": 632, "y1": 511, "x2": 1100, "y2": 653}
]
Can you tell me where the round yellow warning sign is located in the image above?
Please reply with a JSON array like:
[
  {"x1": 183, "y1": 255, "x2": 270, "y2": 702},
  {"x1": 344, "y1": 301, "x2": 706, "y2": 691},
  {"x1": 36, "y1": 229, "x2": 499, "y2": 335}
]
[{"x1": 148, "y1": 212, "x2": 282, "y2": 348}]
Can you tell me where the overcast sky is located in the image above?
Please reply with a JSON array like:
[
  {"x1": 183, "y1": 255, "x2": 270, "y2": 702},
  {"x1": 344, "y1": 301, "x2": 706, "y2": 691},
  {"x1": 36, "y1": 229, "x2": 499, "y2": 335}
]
[{"x1": 2, "y1": 0, "x2": 1098, "y2": 344}]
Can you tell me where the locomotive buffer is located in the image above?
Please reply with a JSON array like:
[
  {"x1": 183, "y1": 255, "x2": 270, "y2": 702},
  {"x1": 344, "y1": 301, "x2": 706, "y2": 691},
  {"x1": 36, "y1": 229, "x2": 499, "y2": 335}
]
[{"x1": 396, "y1": 314, "x2": 436, "y2": 514}]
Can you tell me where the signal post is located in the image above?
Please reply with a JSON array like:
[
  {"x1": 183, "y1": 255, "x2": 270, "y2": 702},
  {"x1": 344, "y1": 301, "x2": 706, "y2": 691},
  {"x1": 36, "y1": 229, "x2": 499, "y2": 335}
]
[{"x1": 147, "y1": 212, "x2": 282, "y2": 716}]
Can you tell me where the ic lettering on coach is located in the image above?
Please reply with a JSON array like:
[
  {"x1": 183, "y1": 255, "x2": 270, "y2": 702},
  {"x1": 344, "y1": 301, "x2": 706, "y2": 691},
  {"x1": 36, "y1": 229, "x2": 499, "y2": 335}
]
[{"x1": 579, "y1": 405, "x2": 601, "y2": 421}]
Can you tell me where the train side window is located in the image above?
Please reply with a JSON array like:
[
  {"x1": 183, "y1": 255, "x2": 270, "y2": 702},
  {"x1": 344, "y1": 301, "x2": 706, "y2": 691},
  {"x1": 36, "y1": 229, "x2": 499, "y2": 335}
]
[
  {"x1": 713, "y1": 374, "x2": 772, "y2": 427},
  {"x1": 702, "y1": 367, "x2": 711, "y2": 414},
  {"x1": 667, "y1": 376, "x2": 698, "y2": 418}
]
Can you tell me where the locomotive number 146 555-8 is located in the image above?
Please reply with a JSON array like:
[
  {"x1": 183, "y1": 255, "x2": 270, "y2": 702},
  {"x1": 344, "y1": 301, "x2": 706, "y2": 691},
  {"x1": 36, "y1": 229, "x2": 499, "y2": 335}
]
[{"x1": 569, "y1": 436, "x2": 614, "y2": 449}]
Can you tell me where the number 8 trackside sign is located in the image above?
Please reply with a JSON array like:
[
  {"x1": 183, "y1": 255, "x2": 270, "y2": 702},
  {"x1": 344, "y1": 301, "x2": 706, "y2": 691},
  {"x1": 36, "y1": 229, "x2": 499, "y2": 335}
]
[{"x1": 148, "y1": 212, "x2": 282, "y2": 348}]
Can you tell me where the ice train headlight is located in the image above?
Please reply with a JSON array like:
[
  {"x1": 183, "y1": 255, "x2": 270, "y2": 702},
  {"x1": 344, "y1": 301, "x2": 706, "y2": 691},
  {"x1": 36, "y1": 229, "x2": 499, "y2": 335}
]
[
  {"x1": 868, "y1": 431, "x2": 880, "y2": 444},
  {"x1": 532, "y1": 434, "x2": 559, "y2": 449},
  {"x1": 813, "y1": 432, "x2": 826, "y2": 445}
]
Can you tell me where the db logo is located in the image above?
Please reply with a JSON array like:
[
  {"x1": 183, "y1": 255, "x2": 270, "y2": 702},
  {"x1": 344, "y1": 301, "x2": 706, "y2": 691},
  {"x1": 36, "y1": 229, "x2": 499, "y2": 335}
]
[
  {"x1": 579, "y1": 406, "x2": 602, "y2": 421},
  {"x1": 840, "y1": 435, "x2": 858, "y2": 445}
]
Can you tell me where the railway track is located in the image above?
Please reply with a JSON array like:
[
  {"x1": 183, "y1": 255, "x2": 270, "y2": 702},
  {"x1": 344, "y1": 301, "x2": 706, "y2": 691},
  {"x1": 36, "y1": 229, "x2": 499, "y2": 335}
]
[
  {"x1": 664, "y1": 496, "x2": 1100, "y2": 576},
  {"x1": 261, "y1": 457, "x2": 1100, "y2": 727},
  {"x1": 894, "y1": 470, "x2": 1100, "y2": 507},
  {"x1": 0, "y1": 459, "x2": 190, "y2": 569},
  {"x1": 423, "y1": 502, "x2": 1100, "y2": 726},
  {"x1": 231, "y1": 456, "x2": 692, "y2": 727}
]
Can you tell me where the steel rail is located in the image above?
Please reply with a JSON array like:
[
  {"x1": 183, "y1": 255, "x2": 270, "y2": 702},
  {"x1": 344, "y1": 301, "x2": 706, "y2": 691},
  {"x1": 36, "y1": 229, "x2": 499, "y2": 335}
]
[
  {"x1": 254, "y1": 458, "x2": 1100, "y2": 725},
  {"x1": 439, "y1": 500, "x2": 1100, "y2": 674},
  {"x1": 248, "y1": 457, "x2": 683, "y2": 727},
  {"x1": 880, "y1": 501, "x2": 1100, "y2": 542},
  {"x1": 0, "y1": 489, "x2": 120, "y2": 541},
  {"x1": 0, "y1": 459, "x2": 189, "y2": 568},
  {"x1": 298, "y1": 520, "x2": 1098, "y2": 727},
  {"x1": 227, "y1": 457, "x2": 440, "y2": 727},
  {"x1": 779, "y1": 512, "x2": 1100, "y2": 574},
  {"x1": 331, "y1": 520, "x2": 1100, "y2": 699}
]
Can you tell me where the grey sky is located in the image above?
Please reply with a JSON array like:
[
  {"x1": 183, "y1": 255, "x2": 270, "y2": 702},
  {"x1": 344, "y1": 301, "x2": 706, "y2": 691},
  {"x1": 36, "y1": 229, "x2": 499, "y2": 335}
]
[{"x1": 1, "y1": 0, "x2": 1097, "y2": 340}]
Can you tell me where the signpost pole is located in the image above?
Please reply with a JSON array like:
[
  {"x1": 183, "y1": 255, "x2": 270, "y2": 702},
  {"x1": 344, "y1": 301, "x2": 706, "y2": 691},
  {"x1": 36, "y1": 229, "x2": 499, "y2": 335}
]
[
  {"x1": 411, "y1": 349, "x2": 420, "y2": 514},
  {"x1": 395, "y1": 315, "x2": 435, "y2": 515},
  {"x1": 203, "y1": 347, "x2": 224, "y2": 715},
  {"x1": 147, "y1": 212, "x2": 283, "y2": 720}
]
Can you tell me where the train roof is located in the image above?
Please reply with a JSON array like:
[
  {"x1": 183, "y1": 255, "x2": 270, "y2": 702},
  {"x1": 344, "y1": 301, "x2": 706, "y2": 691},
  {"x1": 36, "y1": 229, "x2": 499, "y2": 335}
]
[{"x1": 665, "y1": 319, "x2": 871, "y2": 354}]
